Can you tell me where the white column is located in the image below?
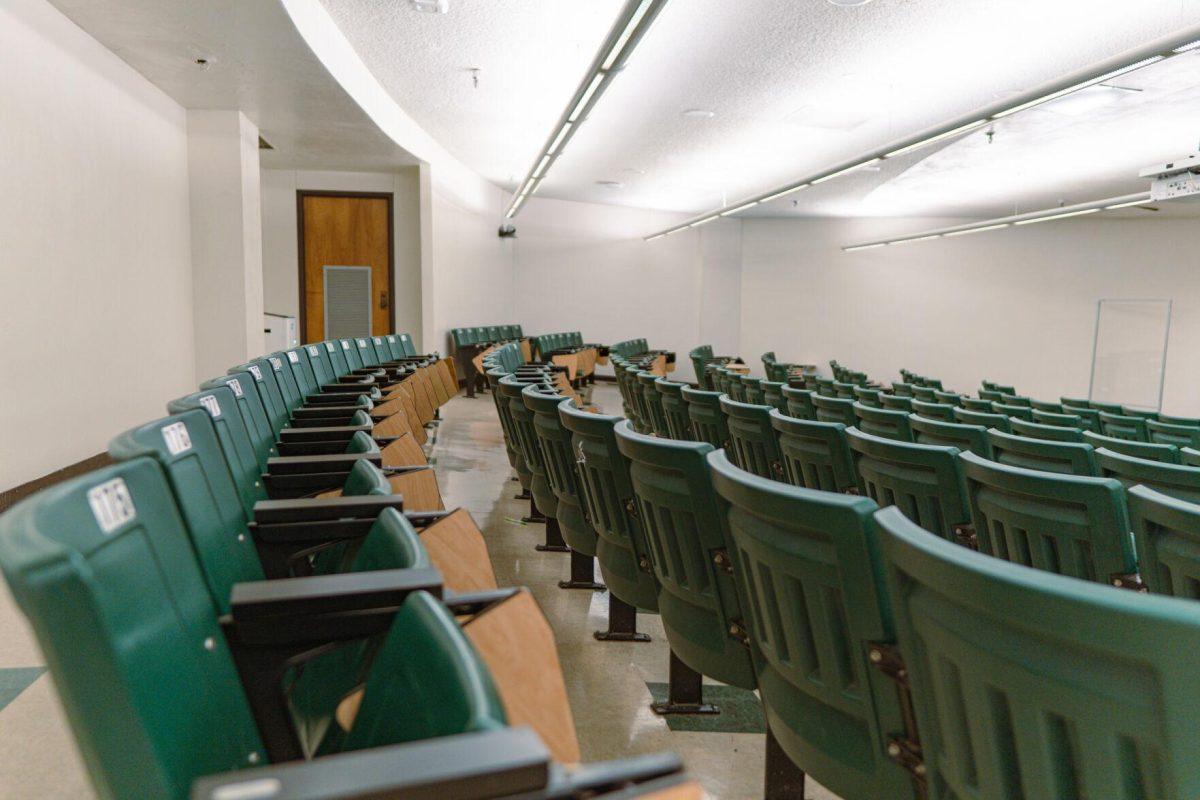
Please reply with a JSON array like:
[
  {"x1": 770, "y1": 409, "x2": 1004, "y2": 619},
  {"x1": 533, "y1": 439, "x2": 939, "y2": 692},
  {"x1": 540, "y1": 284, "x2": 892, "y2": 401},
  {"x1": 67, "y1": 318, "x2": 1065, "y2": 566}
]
[{"x1": 187, "y1": 110, "x2": 265, "y2": 380}]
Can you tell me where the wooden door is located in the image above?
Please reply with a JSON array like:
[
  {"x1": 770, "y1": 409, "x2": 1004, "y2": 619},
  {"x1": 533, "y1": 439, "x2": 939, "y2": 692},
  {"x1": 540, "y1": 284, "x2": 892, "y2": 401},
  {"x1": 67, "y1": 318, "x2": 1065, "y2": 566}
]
[{"x1": 298, "y1": 192, "x2": 393, "y2": 344}]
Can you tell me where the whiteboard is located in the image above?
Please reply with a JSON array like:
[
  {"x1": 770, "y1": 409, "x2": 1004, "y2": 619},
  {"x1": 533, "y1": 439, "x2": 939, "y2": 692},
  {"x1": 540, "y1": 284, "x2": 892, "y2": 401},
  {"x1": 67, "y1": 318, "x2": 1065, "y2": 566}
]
[{"x1": 1088, "y1": 299, "x2": 1172, "y2": 411}]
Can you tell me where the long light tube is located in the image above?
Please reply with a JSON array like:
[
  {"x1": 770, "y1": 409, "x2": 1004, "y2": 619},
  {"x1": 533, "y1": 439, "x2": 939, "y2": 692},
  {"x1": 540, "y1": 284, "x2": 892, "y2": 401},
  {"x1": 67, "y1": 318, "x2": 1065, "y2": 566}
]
[{"x1": 644, "y1": 25, "x2": 1200, "y2": 240}]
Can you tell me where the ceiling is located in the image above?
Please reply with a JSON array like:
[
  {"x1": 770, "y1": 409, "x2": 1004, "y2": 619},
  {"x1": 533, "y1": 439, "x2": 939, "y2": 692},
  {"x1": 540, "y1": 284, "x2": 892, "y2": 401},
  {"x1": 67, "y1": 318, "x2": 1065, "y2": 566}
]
[
  {"x1": 322, "y1": 0, "x2": 1200, "y2": 218},
  {"x1": 47, "y1": 0, "x2": 419, "y2": 172}
]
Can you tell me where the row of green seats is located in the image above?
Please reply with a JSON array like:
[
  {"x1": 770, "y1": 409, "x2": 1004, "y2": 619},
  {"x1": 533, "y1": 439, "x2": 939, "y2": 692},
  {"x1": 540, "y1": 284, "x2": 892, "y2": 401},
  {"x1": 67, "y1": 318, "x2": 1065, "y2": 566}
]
[
  {"x1": 532, "y1": 330, "x2": 586, "y2": 358},
  {"x1": 450, "y1": 324, "x2": 523, "y2": 349}
]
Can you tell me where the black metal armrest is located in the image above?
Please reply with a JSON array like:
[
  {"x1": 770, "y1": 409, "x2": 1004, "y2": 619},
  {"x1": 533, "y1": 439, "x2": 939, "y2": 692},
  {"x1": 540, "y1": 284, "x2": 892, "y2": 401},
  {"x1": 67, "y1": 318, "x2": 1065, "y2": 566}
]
[
  {"x1": 291, "y1": 405, "x2": 365, "y2": 420},
  {"x1": 304, "y1": 391, "x2": 371, "y2": 405},
  {"x1": 275, "y1": 440, "x2": 348, "y2": 456},
  {"x1": 321, "y1": 381, "x2": 376, "y2": 394},
  {"x1": 252, "y1": 495, "x2": 404, "y2": 525},
  {"x1": 190, "y1": 728, "x2": 551, "y2": 800},
  {"x1": 403, "y1": 510, "x2": 453, "y2": 528},
  {"x1": 542, "y1": 752, "x2": 687, "y2": 798},
  {"x1": 266, "y1": 452, "x2": 380, "y2": 475},
  {"x1": 279, "y1": 423, "x2": 372, "y2": 439},
  {"x1": 228, "y1": 567, "x2": 442, "y2": 626}
]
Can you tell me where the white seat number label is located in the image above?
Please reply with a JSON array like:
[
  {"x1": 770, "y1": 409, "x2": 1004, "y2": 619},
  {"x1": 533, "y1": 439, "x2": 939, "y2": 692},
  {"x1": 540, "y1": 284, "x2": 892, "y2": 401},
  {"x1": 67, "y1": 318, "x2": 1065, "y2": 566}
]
[
  {"x1": 287, "y1": 351, "x2": 299, "y2": 363},
  {"x1": 161, "y1": 421, "x2": 192, "y2": 455},
  {"x1": 226, "y1": 378, "x2": 243, "y2": 397},
  {"x1": 248, "y1": 365, "x2": 262, "y2": 380},
  {"x1": 199, "y1": 395, "x2": 221, "y2": 418},
  {"x1": 88, "y1": 478, "x2": 136, "y2": 534}
]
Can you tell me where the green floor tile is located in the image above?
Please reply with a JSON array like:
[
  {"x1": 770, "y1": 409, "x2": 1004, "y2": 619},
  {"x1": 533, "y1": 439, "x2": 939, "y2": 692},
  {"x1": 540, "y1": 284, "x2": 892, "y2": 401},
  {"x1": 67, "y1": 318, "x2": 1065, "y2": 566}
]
[{"x1": 646, "y1": 681, "x2": 766, "y2": 734}]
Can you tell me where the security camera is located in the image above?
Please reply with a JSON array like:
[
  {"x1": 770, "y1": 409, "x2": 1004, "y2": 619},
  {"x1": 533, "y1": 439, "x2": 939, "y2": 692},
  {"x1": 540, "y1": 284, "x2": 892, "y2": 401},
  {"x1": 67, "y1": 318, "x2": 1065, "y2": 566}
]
[{"x1": 498, "y1": 225, "x2": 517, "y2": 238}]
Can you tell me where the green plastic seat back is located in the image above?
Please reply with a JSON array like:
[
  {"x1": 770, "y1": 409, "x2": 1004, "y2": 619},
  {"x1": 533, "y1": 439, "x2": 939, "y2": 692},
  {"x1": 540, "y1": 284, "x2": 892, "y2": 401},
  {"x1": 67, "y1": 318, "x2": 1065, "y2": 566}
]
[
  {"x1": 953, "y1": 407, "x2": 1012, "y2": 433},
  {"x1": 852, "y1": 401, "x2": 914, "y2": 442},
  {"x1": 911, "y1": 386, "x2": 936, "y2": 402},
  {"x1": 959, "y1": 450, "x2": 1136, "y2": 581},
  {"x1": 781, "y1": 385, "x2": 817, "y2": 420},
  {"x1": 1099, "y1": 412, "x2": 1150, "y2": 442},
  {"x1": 846, "y1": 428, "x2": 970, "y2": 541},
  {"x1": 0, "y1": 460, "x2": 265, "y2": 798},
  {"x1": 992, "y1": 402, "x2": 1034, "y2": 421},
  {"x1": 999, "y1": 394, "x2": 1032, "y2": 407},
  {"x1": 1030, "y1": 398, "x2": 1064, "y2": 413},
  {"x1": 396, "y1": 332, "x2": 418, "y2": 357},
  {"x1": 108, "y1": 411, "x2": 262, "y2": 612},
  {"x1": 720, "y1": 396, "x2": 785, "y2": 480},
  {"x1": 1159, "y1": 413, "x2": 1200, "y2": 428},
  {"x1": 500, "y1": 376, "x2": 554, "y2": 516},
  {"x1": 812, "y1": 394, "x2": 856, "y2": 426},
  {"x1": 524, "y1": 387, "x2": 597, "y2": 557},
  {"x1": 1062, "y1": 404, "x2": 1102, "y2": 432},
  {"x1": 978, "y1": 388, "x2": 1003, "y2": 402},
  {"x1": 688, "y1": 344, "x2": 715, "y2": 388},
  {"x1": 283, "y1": 347, "x2": 321, "y2": 397},
  {"x1": 168, "y1": 387, "x2": 266, "y2": 515},
  {"x1": 266, "y1": 352, "x2": 304, "y2": 411},
  {"x1": 910, "y1": 400, "x2": 955, "y2": 422},
  {"x1": 1097, "y1": 448, "x2": 1200, "y2": 505},
  {"x1": 879, "y1": 394, "x2": 915, "y2": 412},
  {"x1": 1010, "y1": 417, "x2": 1086, "y2": 443},
  {"x1": 626, "y1": 368, "x2": 653, "y2": 431},
  {"x1": 1032, "y1": 408, "x2": 1084, "y2": 429},
  {"x1": 910, "y1": 415, "x2": 992, "y2": 458},
  {"x1": 761, "y1": 380, "x2": 788, "y2": 413},
  {"x1": 959, "y1": 397, "x2": 994, "y2": 411},
  {"x1": 1061, "y1": 395, "x2": 1090, "y2": 408},
  {"x1": 769, "y1": 410, "x2": 858, "y2": 492},
  {"x1": 342, "y1": 591, "x2": 506, "y2": 751},
  {"x1": 1084, "y1": 431, "x2": 1181, "y2": 464},
  {"x1": 707, "y1": 453, "x2": 913, "y2": 799},
  {"x1": 201, "y1": 372, "x2": 278, "y2": 467},
  {"x1": 932, "y1": 391, "x2": 962, "y2": 407},
  {"x1": 853, "y1": 386, "x2": 882, "y2": 407},
  {"x1": 815, "y1": 377, "x2": 836, "y2": 397},
  {"x1": 613, "y1": 422, "x2": 754, "y2": 690},
  {"x1": 891, "y1": 381, "x2": 914, "y2": 397},
  {"x1": 638, "y1": 371, "x2": 671, "y2": 437},
  {"x1": 233, "y1": 359, "x2": 290, "y2": 433},
  {"x1": 338, "y1": 338, "x2": 364, "y2": 371},
  {"x1": 655, "y1": 378, "x2": 693, "y2": 440},
  {"x1": 740, "y1": 375, "x2": 765, "y2": 405},
  {"x1": 832, "y1": 381, "x2": 857, "y2": 400},
  {"x1": 1129, "y1": 484, "x2": 1200, "y2": 597},
  {"x1": 988, "y1": 429, "x2": 1099, "y2": 476},
  {"x1": 877, "y1": 504, "x2": 1200, "y2": 800},
  {"x1": 303, "y1": 342, "x2": 338, "y2": 385},
  {"x1": 1090, "y1": 400, "x2": 1125, "y2": 414},
  {"x1": 558, "y1": 404, "x2": 658, "y2": 610},
  {"x1": 681, "y1": 386, "x2": 730, "y2": 449},
  {"x1": 1183, "y1": 447, "x2": 1200, "y2": 467},
  {"x1": 353, "y1": 337, "x2": 379, "y2": 368},
  {"x1": 1147, "y1": 420, "x2": 1200, "y2": 449}
]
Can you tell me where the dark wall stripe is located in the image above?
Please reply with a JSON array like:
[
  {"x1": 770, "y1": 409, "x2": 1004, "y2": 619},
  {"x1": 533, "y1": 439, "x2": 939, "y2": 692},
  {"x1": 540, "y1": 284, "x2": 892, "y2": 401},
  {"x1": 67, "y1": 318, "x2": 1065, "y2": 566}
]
[{"x1": 0, "y1": 453, "x2": 112, "y2": 513}]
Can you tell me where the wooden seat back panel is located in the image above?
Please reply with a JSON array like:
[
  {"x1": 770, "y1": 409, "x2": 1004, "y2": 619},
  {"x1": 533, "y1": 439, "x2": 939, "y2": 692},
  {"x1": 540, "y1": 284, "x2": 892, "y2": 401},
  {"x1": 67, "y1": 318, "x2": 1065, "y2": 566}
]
[{"x1": 420, "y1": 509, "x2": 497, "y2": 593}]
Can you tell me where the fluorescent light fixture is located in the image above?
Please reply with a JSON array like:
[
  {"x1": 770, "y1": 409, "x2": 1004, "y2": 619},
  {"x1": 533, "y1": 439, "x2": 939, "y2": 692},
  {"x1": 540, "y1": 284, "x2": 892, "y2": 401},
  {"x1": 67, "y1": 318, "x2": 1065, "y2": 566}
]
[
  {"x1": 505, "y1": 194, "x2": 527, "y2": 218},
  {"x1": 645, "y1": 231, "x2": 667, "y2": 241},
  {"x1": 885, "y1": 120, "x2": 988, "y2": 159},
  {"x1": 1174, "y1": 39, "x2": 1200, "y2": 53},
  {"x1": 992, "y1": 56, "x2": 1164, "y2": 119},
  {"x1": 945, "y1": 223, "x2": 1011, "y2": 237},
  {"x1": 760, "y1": 184, "x2": 809, "y2": 203},
  {"x1": 547, "y1": 124, "x2": 572, "y2": 155},
  {"x1": 689, "y1": 215, "x2": 719, "y2": 227},
  {"x1": 532, "y1": 154, "x2": 551, "y2": 178},
  {"x1": 843, "y1": 243, "x2": 886, "y2": 252},
  {"x1": 602, "y1": 0, "x2": 654, "y2": 69},
  {"x1": 568, "y1": 73, "x2": 605, "y2": 123},
  {"x1": 1013, "y1": 207, "x2": 1100, "y2": 225},
  {"x1": 519, "y1": 178, "x2": 536, "y2": 196},
  {"x1": 1105, "y1": 199, "x2": 1150, "y2": 210},
  {"x1": 811, "y1": 159, "x2": 881, "y2": 185},
  {"x1": 891, "y1": 234, "x2": 943, "y2": 245},
  {"x1": 720, "y1": 200, "x2": 760, "y2": 216}
]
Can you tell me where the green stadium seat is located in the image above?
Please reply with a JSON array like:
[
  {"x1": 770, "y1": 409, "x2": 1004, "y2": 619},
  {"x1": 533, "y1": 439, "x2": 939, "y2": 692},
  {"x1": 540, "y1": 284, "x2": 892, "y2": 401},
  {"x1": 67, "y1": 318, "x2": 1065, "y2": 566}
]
[
  {"x1": 833, "y1": 380, "x2": 858, "y2": 399},
  {"x1": 812, "y1": 394, "x2": 856, "y2": 426},
  {"x1": 911, "y1": 386, "x2": 936, "y2": 402},
  {"x1": 1008, "y1": 417, "x2": 1085, "y2": 443},
  {"x1": 910, "y1": 400, "x2": 955, "y2": 421},
  {"x1": 846, "y1": 428, "x2": 971, "y2": 544},
  {"x1": 760, "y1": 380, "x2": 788, "y2": 413},
  {"x1": 655, "y1": 378, "x2": 694, "y2": 440},
  {"x1": 740, "y1": 375, "x2": 765, "y2": 405},
  {"x1": 877, "y1": 504, "x2": 1200, "y2": 797},
  {"x1": 959, "y1": 450, "x2": 1137, "y2": 584},
  {"x1": 987, "y1": 429, "x2": 1099, "y2": 476},
  {"x1": 1097, "y1": 448, "x2": 1200, "y2": 505},
  {"x1": 769, "y1": 410, "x2": 860, "y2": 493},
  {"x1": 952, "y1": 407, "x2": 1012, "y2": 433},
  {"x1": 720, "y1": 396, "x2": 785, "y2": 479},
  {"x1": 879, "y1": 394, "x2": 915, "y2": 412},
  {"x1": 681, "y1": 386, "x2": 730, "y2": 449},
  {"x1": 1099, "y1": 411, "x2": 1150, "y2": 442},
  {"x1": 1159, "y1": 413, "x2": 1200, "y2": 428},
  {"x1": 1147, "y1": 419, "x2": 1200, "y2": 449},
  {"x1": 959, "y1": 397, "x2": 994, "y2": 411},
  {"x1": 637, "y1": 371, "x2": 671, "y2": 437},
  {"x1": 1031, "y1": 408, "x2": 1085, "y2": 429},
  {"x1": 615, "y1": 421, "x2": 755, "y2": 715},
  {"x1": 1030, "y1": 399, "x2": 1064, "y2": 413},
  {"x1": 890, "y1": 381, "x2": 914, "y2": 397},
  {"x1": 853, "y1": 386, "x2": 883, "y2": 407},
  {"x1": 1062, "y1": 404, "x2": 1102, "y2": 432},
  {"x1": 1122, "y1": 407, "x2": 1160, "y2": 421},
  {"x1": 1128, "y1": 484, "x2": 1200, "y2": 597},
  {"x1": 992, "y1": 402, "x2": 1034, "y2": 421},
  {"x1": 707, "y1": 451, "x2": 916, "y2": 800},
  {"x1": 1060, "y1": 396, "x2": 1091, "y2": 408},
  {"x1": 909, "y1": 415, "x2": 992, "y2": 458},
  {"x1": 852, "y1": 402, "x2": 914, "y2": 442},
  {"x1": 998, "y1": 394, "x2": 1032, "y2": 407},
  {"x1": 977, "y1": 388, "x2": 1004, "y2": 402},
  {"x1": 1089, "y1": 400, "x2": 1126, "y2": 415},
  {"x1": 781, "y1": 386, "x2": 817, "y2": 420},
  {"x1": 1084, "y1": 431, "x2": 1181, "y2": 464},
  {"x1": 499, "y1": 376, "x2": 567, "y2": 551},
  {"x1": 932, "y1": 390, "x2": 962, "y2": 407}
]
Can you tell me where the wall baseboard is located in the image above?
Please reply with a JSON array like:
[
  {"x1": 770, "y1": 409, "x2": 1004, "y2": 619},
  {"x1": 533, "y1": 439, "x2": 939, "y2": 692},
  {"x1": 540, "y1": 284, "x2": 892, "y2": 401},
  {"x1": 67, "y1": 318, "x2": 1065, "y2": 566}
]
[{"x1": 0, "y1": 453, "x2": 113, "y2": 513}]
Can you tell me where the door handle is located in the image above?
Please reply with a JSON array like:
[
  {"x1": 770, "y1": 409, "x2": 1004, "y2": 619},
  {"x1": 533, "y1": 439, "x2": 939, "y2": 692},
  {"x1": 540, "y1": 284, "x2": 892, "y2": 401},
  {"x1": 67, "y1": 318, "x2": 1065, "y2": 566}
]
[{"x1": 380, "y1": 289, "x2": 389, "y2": 310}]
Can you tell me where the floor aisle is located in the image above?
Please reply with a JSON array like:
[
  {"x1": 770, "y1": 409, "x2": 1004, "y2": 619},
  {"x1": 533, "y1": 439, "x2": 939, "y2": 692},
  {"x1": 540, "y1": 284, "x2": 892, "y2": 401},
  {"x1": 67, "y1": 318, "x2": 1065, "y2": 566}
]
[{"x1": 0, "y1": 382, "x2": 838, "y2": 799}]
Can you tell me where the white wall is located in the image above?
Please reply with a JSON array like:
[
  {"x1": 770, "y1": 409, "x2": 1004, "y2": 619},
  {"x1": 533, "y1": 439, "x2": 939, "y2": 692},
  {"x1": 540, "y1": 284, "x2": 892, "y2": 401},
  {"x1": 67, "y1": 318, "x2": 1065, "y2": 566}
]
[
  {"x1": 260, "y1": 168, "x2": 423, "y2": 346},
  {"x1": 0, "y1": 0, "x2": 194, "y2": 489},
  {"x1": 739, "y1": 216, "x2": 1200, "y2": 414}
]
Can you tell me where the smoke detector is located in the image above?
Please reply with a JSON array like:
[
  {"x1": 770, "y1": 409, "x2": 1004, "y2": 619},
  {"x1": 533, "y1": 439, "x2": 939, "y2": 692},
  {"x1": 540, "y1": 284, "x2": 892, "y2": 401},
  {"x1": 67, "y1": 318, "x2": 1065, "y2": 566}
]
[{"x1": 410, "y1": 0, "x2": 448, "y2": 12}]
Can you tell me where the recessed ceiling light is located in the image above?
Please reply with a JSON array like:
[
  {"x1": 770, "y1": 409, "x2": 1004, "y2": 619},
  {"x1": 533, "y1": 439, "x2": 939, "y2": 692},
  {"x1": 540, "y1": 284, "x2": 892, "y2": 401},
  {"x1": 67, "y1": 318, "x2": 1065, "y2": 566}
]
[
  {"x1": 682, "y1": 109, "x2": 716, "y2": 119},
  {"x1": 596, "y1": 180, "x2": 625, "y2": 189}
]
